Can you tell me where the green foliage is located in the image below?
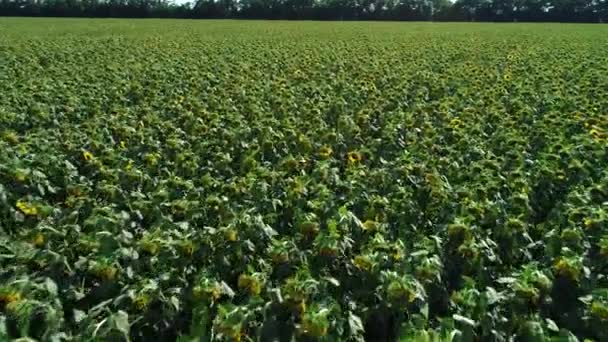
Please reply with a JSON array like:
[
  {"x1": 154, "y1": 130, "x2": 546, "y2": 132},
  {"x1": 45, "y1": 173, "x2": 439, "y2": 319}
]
[
  {"x1": 1, "y1": 20, "x2": 608, "y2": 341},
  {"x1": 0, "y1": 0, "x2": 607, "y2": 21}
]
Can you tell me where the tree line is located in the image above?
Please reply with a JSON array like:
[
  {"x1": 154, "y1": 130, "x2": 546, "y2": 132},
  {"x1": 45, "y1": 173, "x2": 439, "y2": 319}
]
[{"x1": 1, "y1": 0, "x2": 606, "y2": 22}]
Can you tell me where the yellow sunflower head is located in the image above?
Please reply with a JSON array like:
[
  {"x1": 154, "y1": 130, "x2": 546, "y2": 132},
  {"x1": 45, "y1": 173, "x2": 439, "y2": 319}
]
[
  {"x1": 449, "y1": 118, "x2": 463, "y2": 129},
  {"x1": 133, "y1": 294, "x2": 151, "y2": 311},
  {"x1": 14, "y1": 169, "x2": 27, "y2": 182},
  {"x1": 82, "y1": 150, "x2": 94, "y2": 162},
  {"x1": 553, "y1": 258, "x2": 580, "y2": 282},
  {"x1": 318, "y1": 146, "x2": 333, "y2": 159},
  {"x1": 347, "y1": 151, "x2": 362, "y2": 164},
  {"x1": 503, "y1": 73, "x2": 512, "y2": 81},
  {"x1": 353, "y1": 255, "x2": 372, "y2": 271},
  {"x1": 31, "y1": 232, "x2": 45, "y2": 248},
  {"x1": 100, "y1": 266, "x2": 118, "y2": 281},
  {"x1": 16, "y1": 200, "x2": 38, "y2": 216},
  {"x1": 0, "y1": 290, "x2": 22, "y2": 306},
  {"x1": 590, "y1": 128, "x2": 604, "y2": 141},
  {"x1": 140, "y1": 239, "x2": 160, "y2": 255},
  {"x1": 180, "y1": 240, "x2": 196, "y2": 257},
  {"x1": 144, "y1": 153, "x2": 159, "y2": 166},
  {"x1": 361, "y1": 219, "x2": 378, "y2": 232},
  {"x1": 590, "y1": 301, "x2": 608, "y2": 321},
  {"x1": 225, "y1": 229, "x2": 238, "y2": 242},
  {"x1": 1, "y1": 131, "x2": 19, "y2": 145},
  {"x1": 238, "y1": 274, "x2": 261, "y2": 296}
]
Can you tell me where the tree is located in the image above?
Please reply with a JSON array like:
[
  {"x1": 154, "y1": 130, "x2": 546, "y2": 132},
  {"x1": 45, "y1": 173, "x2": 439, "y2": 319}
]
[{"x1": 0, "y1": 0, "x2": 605, "y2": 21}]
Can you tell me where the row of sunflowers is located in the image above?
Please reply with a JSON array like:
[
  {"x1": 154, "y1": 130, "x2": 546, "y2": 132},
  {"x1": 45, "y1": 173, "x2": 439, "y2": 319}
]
[{"x1": 1, "y1": 19, "x2": 608, "y2": 341}]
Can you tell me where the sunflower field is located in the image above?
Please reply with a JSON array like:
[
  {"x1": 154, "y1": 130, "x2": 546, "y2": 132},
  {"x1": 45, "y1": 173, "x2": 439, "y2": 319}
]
[{"x1": 1, "y1": 19, "x2": 608, "y2": 341}]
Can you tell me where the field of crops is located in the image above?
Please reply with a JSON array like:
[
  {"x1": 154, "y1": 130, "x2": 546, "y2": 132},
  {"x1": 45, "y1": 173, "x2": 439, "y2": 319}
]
[{"x1": 1, "y1": 18, "x2": 608, "y2": 341}]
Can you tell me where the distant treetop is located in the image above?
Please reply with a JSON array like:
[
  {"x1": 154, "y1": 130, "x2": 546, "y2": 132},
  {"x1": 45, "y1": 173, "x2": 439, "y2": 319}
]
[{"x1": 0, "y1": 0, "x2": 606, "y2": 22}]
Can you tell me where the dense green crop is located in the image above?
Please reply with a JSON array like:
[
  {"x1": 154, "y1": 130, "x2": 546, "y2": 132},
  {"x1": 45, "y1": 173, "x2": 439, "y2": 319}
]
[{"x1": 1, "y1": 18, "x2": 608, "y2": 341}]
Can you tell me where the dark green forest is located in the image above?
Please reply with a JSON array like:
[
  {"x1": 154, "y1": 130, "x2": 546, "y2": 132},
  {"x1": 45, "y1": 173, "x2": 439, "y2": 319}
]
[{"x1": 0, "y1": 0, "x2": 606, "y2": 21}]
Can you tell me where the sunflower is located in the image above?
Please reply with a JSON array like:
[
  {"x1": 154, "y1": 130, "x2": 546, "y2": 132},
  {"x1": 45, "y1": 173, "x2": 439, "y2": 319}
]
[
  {"x1": 318, "y1": 146, "x2": 332, "y2": 159},
  {"x1": 144, "y1": 153, "x2": 159, "y2": 166},
  {"x1": 295, "y1": 300, "x2": 306, "y2": 315},
  {"x1": 16, "y1": 200, "x2": 38, "y2": 216},
  {"x1": 589, "y1": 128, "x2": 604, "y2": 142},
  {"x1": 392, "y1": 248, "x2": 404, "y2": 261},
  {"x1": 301, "y1": 318, "x2": 328, "y2": 337},
  {"x1": 584, "y1": 217, "x2": 593, "y2": 228},
  {"x1": 1, "y1": 131, "x2": 19, "y2": 144},
  {"x1": 92, "y1": 264, "x2": 118, "y2": 281},
  {"x1": 192, "y1": 284, "x2": 222, "y2": 301},
  {"x1": 140, "y1": 239, "x2": 160, "y2": 255},
  {"x1": 503, "y1": 73, "x2": 512, "y2": 82},
  {"x1": 361, "y1": 219, "x2": 378, "y2": 232},
  {"x1": 590, "y1": 301, "x2": 608, "y2": 321},
  {"x1": 449, "y1": 118, "x2": 463, "y2": 129},
  {"x1": 238, "y1": 274, "x2": 261, "y2": 296},
  {"x1": 347, "y1": 151, "x2": 362, "y2": 164},
  {"x1": 353, "y1": 255, "x2": 372, "y2": 271},
  {"x1": 583, "y1": 217, "x2": 600, "y2": 229},
  {"x1": 82, "y1": 150, "x2": 94, "y2": 162},
  {"x1": 31, "y1": 232, "x2": 45, "y2": 248},
  {"x1": 14, "y1": 169, "x2": 27, "y2": 182},
  {"x1": 299, "y1": 221, "x2": 319, "y2": 236},
  {"x1": 225, "y1": 229, "x2": 238, "y2": 242},
  {"x1": 180, "y1": 240, "x2": 196, "y2": 257},
  {"x1": 387, "y1": 281, "x2": 416, "y2": 303},
  {"x1": 133, "y1": 294, "x2": 151, "y2": 311},
  {"x1": 600, "y1": 237, "x2": 608, "y2": 257},
  {"x1": 100, "y1": 267, "x2": 118, "y2": 281},
  {"x1": 553, "y1": 258, "x2": 580, "y2": 282},
  {"x1": 0, "y1": 291, "x2": 22, "y2": 307}
]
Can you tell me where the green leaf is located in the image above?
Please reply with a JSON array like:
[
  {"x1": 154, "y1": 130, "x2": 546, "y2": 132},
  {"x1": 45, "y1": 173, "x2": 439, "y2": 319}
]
[
  {"x1": 485, "y1": 286, "x2": 502, "y2": 305},
  {"x1": 324, "y1": 276, "x2": 340, "y2": 287},
  {"x1": 44, "y1": 278, "x2": 59, "y2": 296},
  {"x1": 496, "y1": 277, "x2": 517, "y2": 284},
  {"x1": 558, "y1": 330, "x2": 579, "y2": 342},
  {"x1": 420, "y1": 303, "x2": 429, "y2": 319},
  {"x1": 348, "y1": 312, "x2": 364, "y2": 335},
  {"x1": 545, "y1": 318, "x2": 559, "y2": 332},
  {"x1": 0, "y1": 317, "x2": 8, "y2": 341},
  {"x1": 220, "y1": 281, "x2": 235, "y2": 298},
  {"x1": 73, "y1": 309, "x2": 86, "y2": 324},
  {"x1": 112, "y1": 311, "x2": 130, "y2": 336},
  {"x1": 170, "y1": 296, "x2": 180, "y2": 311},
  {"x1": 453, "y1": 314, "x2": 476, "y2": 327}
]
